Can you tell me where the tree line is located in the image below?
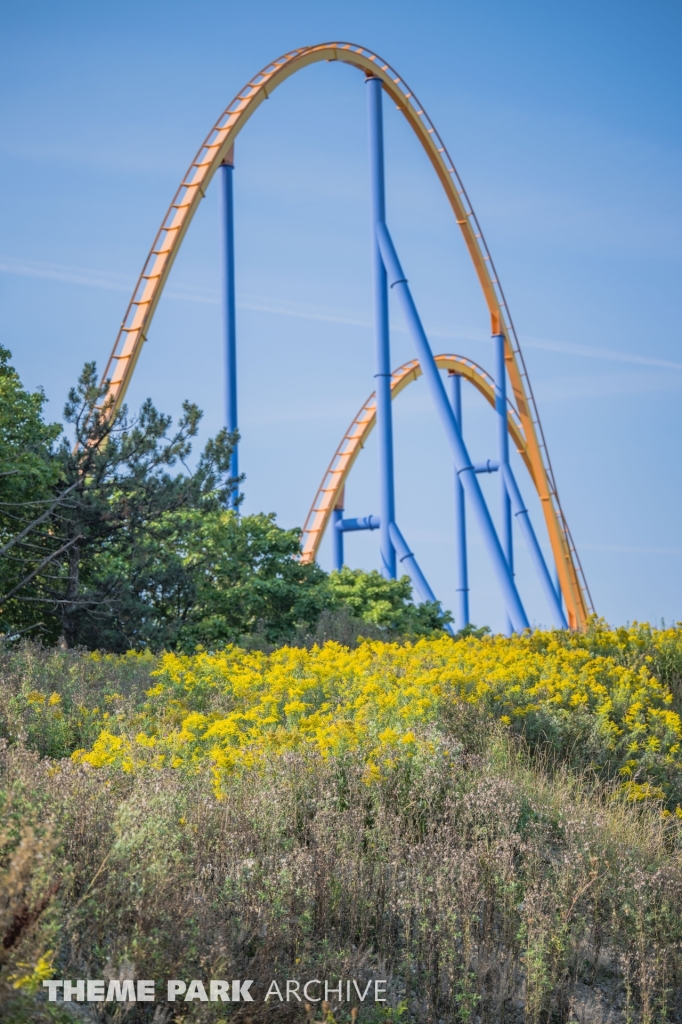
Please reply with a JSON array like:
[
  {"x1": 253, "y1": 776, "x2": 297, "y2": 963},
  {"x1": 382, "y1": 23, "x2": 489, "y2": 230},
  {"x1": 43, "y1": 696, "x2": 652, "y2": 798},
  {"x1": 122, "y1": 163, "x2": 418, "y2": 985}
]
[{"x1": 0, "y1": 347, "x2": 453, "y2": 651}]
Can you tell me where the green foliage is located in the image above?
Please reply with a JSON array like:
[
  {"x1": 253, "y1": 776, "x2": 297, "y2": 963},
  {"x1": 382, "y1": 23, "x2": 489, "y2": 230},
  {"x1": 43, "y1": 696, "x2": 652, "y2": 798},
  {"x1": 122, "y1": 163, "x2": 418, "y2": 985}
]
[
  {"x1": 161, "y1": 508, "x2": 330, "y2": 651},
  {"x1": 2, "y1": 633, "x2": 682, "y2": 1019},
  {"x1": 0, "y1": 358, "x2": 241, "y2": 649},
  {"x1": 326, "y1": 567, "x2": 452, "y2": 636},
  {"x1": 2, "y1": 696, "x2": 682, "y2": 1022},
  {"x1": 451, "y1": 621, "x2": 491, "y2": 640},
  {"x1": 6, "y1": 622, "x2": 682, "y2": 813},
  {"x1": 0, "y1": 643, "x2": 157, "y2": 758},
  {"x1": 0, "y1": 346, "x2": 62, "y2": 637},
  {"x1": 0, "y1": 347, "x2": 61, "y2": 495},
  {"x1": 578, "y1": 616, "x2": 682, "y2": 713},
  {"x1": 0, "y1": 353, "x2": 453, "y2": 653}
]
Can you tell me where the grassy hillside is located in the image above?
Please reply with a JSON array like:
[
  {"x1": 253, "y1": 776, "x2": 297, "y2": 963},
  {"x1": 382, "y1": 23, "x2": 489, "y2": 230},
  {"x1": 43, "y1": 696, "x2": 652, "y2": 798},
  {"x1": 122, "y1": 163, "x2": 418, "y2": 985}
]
[{"x1": 2, "y1": 623, "x2": 682, "y2": 1022}]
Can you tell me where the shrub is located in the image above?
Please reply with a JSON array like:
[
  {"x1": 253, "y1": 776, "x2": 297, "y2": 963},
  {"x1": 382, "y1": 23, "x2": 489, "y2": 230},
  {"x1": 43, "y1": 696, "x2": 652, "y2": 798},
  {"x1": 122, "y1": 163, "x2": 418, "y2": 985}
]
[
  {"x1": 3, "y1": 627, "x2": 682, "y2": 1021},
  {"x1": 55, "y1": 626, "x2": 682, "y2": 809}
]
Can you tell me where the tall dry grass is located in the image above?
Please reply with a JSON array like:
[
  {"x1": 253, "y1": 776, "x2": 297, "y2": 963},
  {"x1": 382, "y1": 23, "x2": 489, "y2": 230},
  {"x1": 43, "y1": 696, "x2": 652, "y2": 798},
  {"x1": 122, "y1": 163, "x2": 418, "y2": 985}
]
[{"x1": 2, "y1": 720, "x2": 682, "y2": 1021}]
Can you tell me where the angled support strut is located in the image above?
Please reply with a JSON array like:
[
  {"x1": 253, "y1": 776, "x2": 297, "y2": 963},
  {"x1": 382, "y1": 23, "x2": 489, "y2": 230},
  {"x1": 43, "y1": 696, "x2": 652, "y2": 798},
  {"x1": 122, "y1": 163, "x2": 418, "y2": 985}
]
[
  {"x1": 375, "y1": 220, "x2": 530, "y2": 634},
  {"x1": 501, "y1": 464, "x2": 568, "y2": 628},
  {"x1": 389, "y1": 522, "x2": 453, "y2": 636},
  {"x1": 388, "y1": 521, "x2": 437, "y2": 605},
  {"x1": 494, "y1": 332, "x2": 513, "y2": 634},
  {"x1": 449, "y1": 372, "x2": 469, "y2": 628}
]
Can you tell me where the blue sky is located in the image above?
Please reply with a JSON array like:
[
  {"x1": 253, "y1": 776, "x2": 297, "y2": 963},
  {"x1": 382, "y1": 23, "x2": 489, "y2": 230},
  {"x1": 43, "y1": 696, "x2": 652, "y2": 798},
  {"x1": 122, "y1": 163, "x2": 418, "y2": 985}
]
[{"x1": 1, "y1": 0, "x2": 680, "y2": 631}]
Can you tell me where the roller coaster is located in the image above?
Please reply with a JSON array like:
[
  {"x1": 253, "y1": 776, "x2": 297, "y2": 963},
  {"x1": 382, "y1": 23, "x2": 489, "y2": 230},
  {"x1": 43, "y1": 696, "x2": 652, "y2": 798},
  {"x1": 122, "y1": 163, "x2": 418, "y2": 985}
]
[{"x1": 98, "y1": 43, "x2": 593, "y2": 632}]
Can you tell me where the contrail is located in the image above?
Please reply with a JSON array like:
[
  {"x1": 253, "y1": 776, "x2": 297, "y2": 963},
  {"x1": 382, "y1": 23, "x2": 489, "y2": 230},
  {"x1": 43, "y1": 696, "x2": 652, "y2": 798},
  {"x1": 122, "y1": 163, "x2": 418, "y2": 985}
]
[
  {"x1": 519, "y1": 335, "x2": 682, "y2": 373},
  {"x1": 0, "y1": 257, "x2": 134, "y2": 293},
  {"x1": 579, "y1": 543, "x2": 682, "y2": 556},
  {"x1": 2, "y1": 254, "x2": 680, "y2": 371}
]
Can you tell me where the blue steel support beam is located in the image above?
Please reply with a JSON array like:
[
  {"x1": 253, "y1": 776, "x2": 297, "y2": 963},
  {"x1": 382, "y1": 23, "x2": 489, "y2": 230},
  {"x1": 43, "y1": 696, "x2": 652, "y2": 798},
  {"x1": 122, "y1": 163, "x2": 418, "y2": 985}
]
[
  {"x1": 332, "y1": 488, "x2": 345, "y2": 570},
  {"x1": 336, "y1": 515, "x2": 381, "y2": 533},
  {"x1": 388, "y1": 522, "x2": 436, "y2": 604},
  {"x1": 474, "y1": 460, "x2": 499, "y2": 474},
  {"x1": 554, "y1": 563, "x2": 564, "y2": 614},
  {"x1": 449, "y1": 372, "x2": 469, "y2": 628},
  {"x1": 220, "y1": 149, "x2": 239, "y2": 509},
  {"x1": 389, "y1": 522, "x2": 455, "y2": 636},
  {"x1": 366, "y1": 77, "x2": 396, "y2": 579},
  {"x1": 376, "y1": 221, "x2": 530, "y2": 633},
  {"x1": 331, "y1": 509, "x2": 344, "y2": 570},
  {"x1": 494, "y1": 332, "x2": 513, "y2": 635},
  {"x1": 501, "y1": 463, "x2": 568, "y2": 628}
]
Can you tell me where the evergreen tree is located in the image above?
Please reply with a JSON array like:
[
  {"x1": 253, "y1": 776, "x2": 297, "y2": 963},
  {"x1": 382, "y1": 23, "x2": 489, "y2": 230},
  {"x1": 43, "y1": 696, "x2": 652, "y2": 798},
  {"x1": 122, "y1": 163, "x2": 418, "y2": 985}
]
[{"x1": 0, "y1": 359, "x2": 239, "y2": 648}]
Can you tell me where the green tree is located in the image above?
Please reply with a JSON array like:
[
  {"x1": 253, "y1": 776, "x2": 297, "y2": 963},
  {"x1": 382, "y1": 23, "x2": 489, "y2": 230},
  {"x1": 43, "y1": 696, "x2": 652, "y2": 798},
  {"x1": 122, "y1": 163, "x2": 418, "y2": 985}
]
[
  {"x1": 0, "y1": 352, "x2": 455, "y2": 651},
  {"x1": 0, "y1": 360, "x2": 239, "y2": 649},
  {"x1": 163, "y1": 509, "x2": 329, "y2": 652},
  {"x1": 327, "y1": 566, "x2": 453, "y2": 636},
  {"x1": 0, "y1": 347, "x2": 62, "y2": 636}
]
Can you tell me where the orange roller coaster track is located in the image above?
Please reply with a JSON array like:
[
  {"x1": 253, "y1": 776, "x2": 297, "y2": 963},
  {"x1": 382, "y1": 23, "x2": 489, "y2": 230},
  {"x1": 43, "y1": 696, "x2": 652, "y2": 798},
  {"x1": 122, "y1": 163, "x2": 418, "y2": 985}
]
[
  {"x1": 301, "y1": 355, "x2": 534, "y2": 563},
  {"x1": 98, "y1": 42, "x2": 593, "y2": 629}
]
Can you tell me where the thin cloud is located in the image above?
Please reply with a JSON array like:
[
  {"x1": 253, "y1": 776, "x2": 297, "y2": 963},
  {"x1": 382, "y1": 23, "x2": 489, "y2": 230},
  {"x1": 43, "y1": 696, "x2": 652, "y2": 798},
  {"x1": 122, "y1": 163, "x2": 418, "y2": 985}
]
[
  {"x1": 0, "y1": 256, "x2": 133, "y2": 293},
  {"x1": 521, "y1": 334, "x2": 682, "y2": 372},
  {"x1": 2, "y1": 254, "x2": 680, "y2": 372},
  {"x1": 580, "y1": 543, "x2": 682, "y2": 556}
]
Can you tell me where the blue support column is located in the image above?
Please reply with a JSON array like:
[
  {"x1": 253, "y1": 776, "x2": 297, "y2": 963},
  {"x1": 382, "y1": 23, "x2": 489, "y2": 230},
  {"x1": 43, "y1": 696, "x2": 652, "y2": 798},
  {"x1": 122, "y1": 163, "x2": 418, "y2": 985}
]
[
  {"x1": 366, "y1": 76, "x2": 396, "y2": 579},
  {"x1": 220, "y1": 148, "x2": 239, "y2": 509},
  {"x1": 388, "y1": 521, "x2": 437, "y2": 604},
  {"x1": 449, "y1": 372, "x2": 469, "y2": 629},
  {"x1": 501, "y1": 463, "x2": 568, "y2": 628},
  {"x1": 494, "y1": 333, "x2": 513, "y2": 634},
  {"x1": 332, "y1": 487, "x2": 345, "y2": 571},
  {"x1": 375, "y1": 221, "x2": 530, "y2": 634},
  {"x1": 554, "y1": 562, "x2": 564, "y2": 615},
  {"x1": 389, "y1": 522, "x2": 455, "y2": 636}
]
